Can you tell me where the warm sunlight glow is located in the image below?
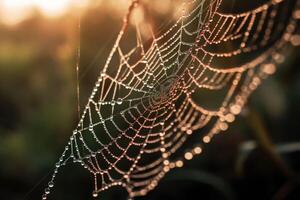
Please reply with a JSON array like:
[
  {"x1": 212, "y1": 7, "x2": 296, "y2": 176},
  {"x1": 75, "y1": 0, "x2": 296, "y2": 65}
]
[{"x1": 1, "y1": 0, "x2": 74, "y2": 24}]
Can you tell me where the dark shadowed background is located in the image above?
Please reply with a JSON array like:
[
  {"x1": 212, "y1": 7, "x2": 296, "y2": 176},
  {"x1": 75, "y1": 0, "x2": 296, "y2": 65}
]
[{"x1": 0, "y1": 0, "x2": 300, "y2": 200}]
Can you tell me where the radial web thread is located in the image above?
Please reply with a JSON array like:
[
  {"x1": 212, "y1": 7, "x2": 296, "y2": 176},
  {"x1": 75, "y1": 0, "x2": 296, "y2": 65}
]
[{"x1": 42, "y1": 0, "x2": 300, "y2": 199}]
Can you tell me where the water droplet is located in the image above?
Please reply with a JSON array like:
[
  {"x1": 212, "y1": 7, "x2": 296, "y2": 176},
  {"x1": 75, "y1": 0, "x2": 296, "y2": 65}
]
[
  {"x1": 93, "y1": 191, "x2": 98, "y2": 197},
  {"x1": 48, "y1": 181, "x2": 54, "y2": 188},
  {"x1": 117, "y1": 98, "x2": 122, "y2": 105},
  {"x1": 186, "y1": 129, "x2": 192, "y2": 135},
  {"x1": 148, "y1": 84, "x2": 154, "y2": 89},
  {"x1": 111, "y1": 100, "x2": 115, "y2": 106},
  {"x1": 45, "y1": 188, "x2": 50, "y2": 194}
]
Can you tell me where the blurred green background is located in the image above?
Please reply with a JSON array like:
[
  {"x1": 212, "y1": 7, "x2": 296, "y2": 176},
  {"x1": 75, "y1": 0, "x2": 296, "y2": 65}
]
[{"x1": 0, "y1": 1, "x2": 300, "y2": 200}]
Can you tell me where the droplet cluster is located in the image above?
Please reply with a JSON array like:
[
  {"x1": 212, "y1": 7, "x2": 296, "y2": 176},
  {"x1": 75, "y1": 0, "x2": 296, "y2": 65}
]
[{"x1": 42, "y1": 0, "x2": 300, "y2": 199}]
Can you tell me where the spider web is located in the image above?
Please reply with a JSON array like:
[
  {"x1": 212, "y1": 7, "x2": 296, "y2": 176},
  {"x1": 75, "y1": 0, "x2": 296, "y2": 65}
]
[{"x1": 42, "y1": 0, "x2": 300, "y2": 199}]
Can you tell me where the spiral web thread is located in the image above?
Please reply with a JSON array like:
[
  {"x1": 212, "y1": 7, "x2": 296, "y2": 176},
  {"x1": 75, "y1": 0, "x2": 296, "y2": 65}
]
[{"x1": 42, "y1": 0, "x2": 300, "y2": 199}]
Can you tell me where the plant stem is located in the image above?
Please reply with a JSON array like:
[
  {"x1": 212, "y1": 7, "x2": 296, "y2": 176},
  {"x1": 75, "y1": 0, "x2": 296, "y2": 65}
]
[{"x1": 246, "y1": 109, "x2": 294, "y2": 179}]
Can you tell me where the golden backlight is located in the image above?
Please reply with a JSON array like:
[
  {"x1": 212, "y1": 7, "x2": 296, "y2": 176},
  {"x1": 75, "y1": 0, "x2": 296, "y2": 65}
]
[{"x1": 1, "y1": 0, "x2": 74, "y2": 24}]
